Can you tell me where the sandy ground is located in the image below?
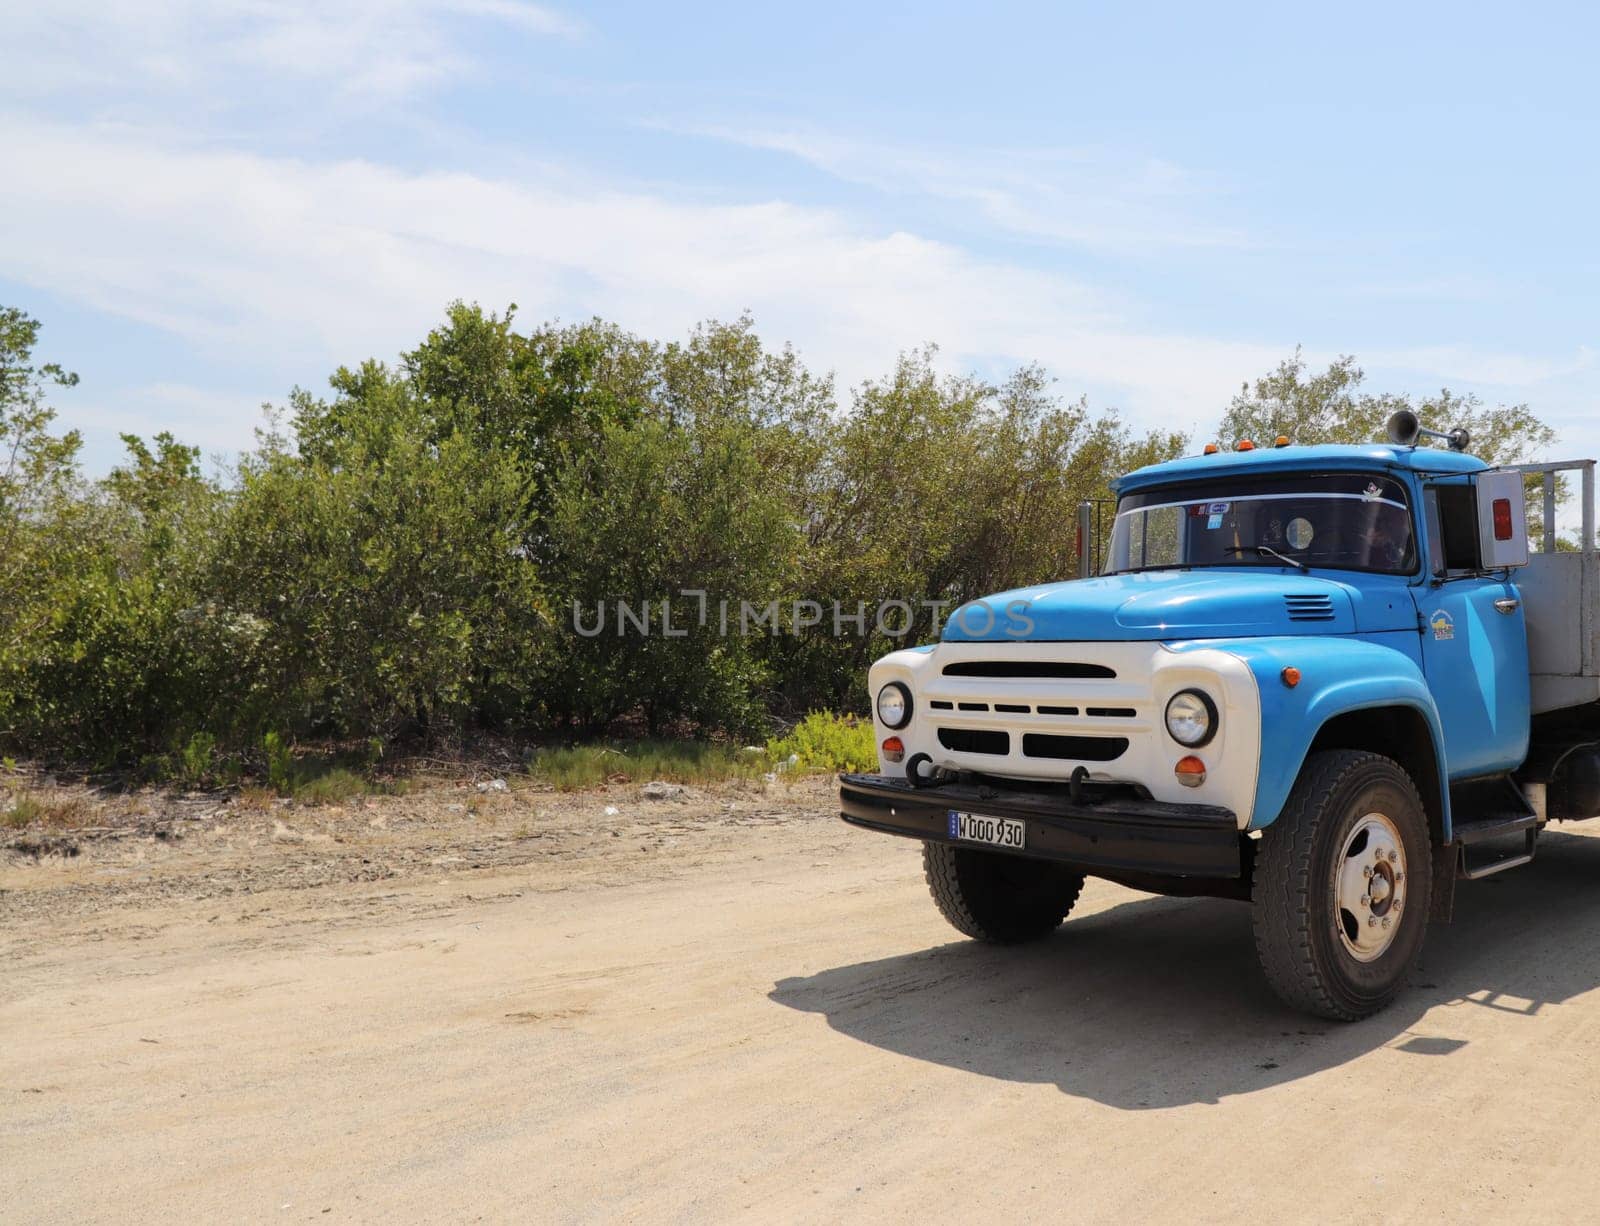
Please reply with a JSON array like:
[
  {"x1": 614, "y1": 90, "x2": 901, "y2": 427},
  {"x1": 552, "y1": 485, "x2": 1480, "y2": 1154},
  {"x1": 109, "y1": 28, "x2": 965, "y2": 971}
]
[{"x1": 5, "y1": 773, "x2": 1600, "y2": 1223}]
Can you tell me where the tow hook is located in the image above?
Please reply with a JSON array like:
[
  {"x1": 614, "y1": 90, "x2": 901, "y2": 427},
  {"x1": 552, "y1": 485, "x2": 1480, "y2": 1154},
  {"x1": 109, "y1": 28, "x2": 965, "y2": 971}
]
[{"x1": 1069, "y1": 765, "x2": 1089, "y2": 805}]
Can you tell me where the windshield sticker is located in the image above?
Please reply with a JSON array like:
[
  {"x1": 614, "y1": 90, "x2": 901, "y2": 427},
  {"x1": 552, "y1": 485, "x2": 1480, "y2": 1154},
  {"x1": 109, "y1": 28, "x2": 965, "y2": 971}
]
[
  {"x1": 1429, "y1": 609, "x2": 1455, "y2": 641},
  {"x1": 1206, "y1": 502, "x2": 1230, "y2": 514},
  {"x1": 1286, "y1": 517, "x2": 1315, "y2": 549},
  {"x1": 1363, "y1": 482, "x2": 1384, "y2": 501}
]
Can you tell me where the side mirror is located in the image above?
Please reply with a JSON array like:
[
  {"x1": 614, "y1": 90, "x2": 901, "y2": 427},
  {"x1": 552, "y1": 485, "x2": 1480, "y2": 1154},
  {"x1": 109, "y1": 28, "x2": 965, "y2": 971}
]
[{"x1": 1476, "y1": 470, "x2": 1529, "y2": 568}]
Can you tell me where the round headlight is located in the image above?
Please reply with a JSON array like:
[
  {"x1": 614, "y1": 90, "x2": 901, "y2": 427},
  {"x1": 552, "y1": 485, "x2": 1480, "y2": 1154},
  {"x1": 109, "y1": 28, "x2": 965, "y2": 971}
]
[
  {"x1": 876, "y1": 682, "x2": 912, "y2": 729},
  {"x1": 1164, "y1": 689, "x2": 1217, "y2": 747}
]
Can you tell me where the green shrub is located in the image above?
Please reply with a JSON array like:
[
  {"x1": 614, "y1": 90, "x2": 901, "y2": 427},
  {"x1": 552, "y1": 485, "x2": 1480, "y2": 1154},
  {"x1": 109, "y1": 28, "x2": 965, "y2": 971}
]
[
  {"x1": 542, "y1": 414, "x2": 795, "y2": 736},
  {"x1": 179, "y1": 731, "x2": 217, "y2": 786},
  {"x1": 766, "y1": 712, "x2": 876, "y2": 774},
  {"x1": 216, "y1": 390, "x2": 545, "y2": 743}
]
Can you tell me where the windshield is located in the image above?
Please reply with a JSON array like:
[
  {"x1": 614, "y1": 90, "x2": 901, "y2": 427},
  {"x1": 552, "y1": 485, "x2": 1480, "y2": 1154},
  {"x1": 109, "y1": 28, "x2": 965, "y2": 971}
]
[{"x1": 1105, "y1": 472, "x2": 1416, "y2": 576}]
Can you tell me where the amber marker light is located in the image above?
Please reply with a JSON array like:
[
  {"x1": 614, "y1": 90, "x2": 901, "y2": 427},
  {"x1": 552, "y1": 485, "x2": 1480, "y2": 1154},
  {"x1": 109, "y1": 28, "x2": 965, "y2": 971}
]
[
  {"x1": 1174, "y1": 755, "x2": 1207, "y2": 787},
  {"x1": 882, "y1": 736, "x2": 905, "y2": 763},
  {"x1": 1274, "y1": 435, "x2": 1291, "y2": 447},
  {"x1": 1237, "y1": 439, "x2": 1256, "y2": 451},
  {"x1": 1203, "y1": 443, "x2": 1220, "y2": 455},
  {"x1": 1281, "y1": 666, "x2": 1301, "y2": 688}
]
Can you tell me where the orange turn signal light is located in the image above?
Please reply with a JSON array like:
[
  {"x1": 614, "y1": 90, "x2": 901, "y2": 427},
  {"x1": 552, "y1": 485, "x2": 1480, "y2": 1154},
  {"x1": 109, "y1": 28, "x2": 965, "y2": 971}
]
[
  {"x1": 1281, "y1": 666, "x2": 1301, "y2": 688},
  {"x1": 882, "y1": 736, "x2": 905, "y2": 763},
  {"x1": 1174, "y1": 755, "x2": 1207, "y2": 787},
  {"x1": 1237, "y1": 439, "x2": 1256, "y2": 451}
]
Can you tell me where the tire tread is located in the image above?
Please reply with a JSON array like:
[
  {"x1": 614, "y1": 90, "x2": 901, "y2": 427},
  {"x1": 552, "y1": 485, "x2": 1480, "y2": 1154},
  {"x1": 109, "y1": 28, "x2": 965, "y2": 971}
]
[
  {"x1": 922, "y1": 842, "x2": 1083, "y2": 944},
  {"x1": 1251, "y1": 749, "x2": 1429, "y2": 1020}
]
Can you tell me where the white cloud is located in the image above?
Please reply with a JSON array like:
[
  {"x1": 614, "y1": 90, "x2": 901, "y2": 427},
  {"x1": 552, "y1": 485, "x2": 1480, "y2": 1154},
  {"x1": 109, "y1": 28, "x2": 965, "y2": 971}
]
[
  {"x1": 4, "y1": 113, "x2": 1591, "y2": 469},
  {"x1": 652, "y1": 120, "x2": 1254, "y2": 252},
  {"x1": 0, "y1": 0, "x2": 581, "y2": 104},
  {"x1": 0, "y1": 116, "x2": 1295, "y2": 451},
  {"x1": 1363, "y1": 344, "x2": 1596, "y2": 389}
]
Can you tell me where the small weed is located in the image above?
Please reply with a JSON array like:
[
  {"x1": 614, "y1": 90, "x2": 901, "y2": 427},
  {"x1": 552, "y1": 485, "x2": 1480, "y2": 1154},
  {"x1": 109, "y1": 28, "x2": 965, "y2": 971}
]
[
  {"x1": 263, "y1": 731, "x2": 294, "y2": 794},
  {"x1": 179, "y1": 732, "x2": 217, "y2": 787},
  {"x1": 3, "y1": 796, "x2": 41, "y2": 828},
  {"x1": 235, "y1": 785, "x2": 278, "y2": 811},
  {"x1": 292, "y1": 768, "x2": 369, "y2": 806},
  {"x1": 288, "y1": 766, "x2": 406, "y2": 806}
]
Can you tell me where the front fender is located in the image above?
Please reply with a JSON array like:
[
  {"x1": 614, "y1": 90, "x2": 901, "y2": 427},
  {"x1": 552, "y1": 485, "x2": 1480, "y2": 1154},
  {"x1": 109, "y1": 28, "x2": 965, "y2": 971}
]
[{"x1": 1175, "y1": 635, "x2": 1451, "y2": 837}]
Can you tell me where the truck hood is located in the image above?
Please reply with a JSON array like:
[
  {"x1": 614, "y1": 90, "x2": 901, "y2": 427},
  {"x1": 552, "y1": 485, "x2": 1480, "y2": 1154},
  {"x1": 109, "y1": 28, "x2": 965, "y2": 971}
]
[{"x1": 942, "y1": 570, "x2": 1366, "y2": 642}]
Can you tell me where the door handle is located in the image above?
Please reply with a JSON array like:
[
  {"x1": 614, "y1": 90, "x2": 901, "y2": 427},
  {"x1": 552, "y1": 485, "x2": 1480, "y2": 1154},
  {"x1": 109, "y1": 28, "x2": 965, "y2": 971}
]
[{"x1": 1494, "y1": 597, "x2": 1520, "y2": 614}]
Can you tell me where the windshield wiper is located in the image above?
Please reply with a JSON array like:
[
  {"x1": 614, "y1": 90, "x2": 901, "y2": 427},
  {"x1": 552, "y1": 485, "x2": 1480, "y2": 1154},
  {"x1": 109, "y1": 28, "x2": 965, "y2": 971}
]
[{"x1": 1223, "y1": 544, "x2": 1307, "y2": 571}]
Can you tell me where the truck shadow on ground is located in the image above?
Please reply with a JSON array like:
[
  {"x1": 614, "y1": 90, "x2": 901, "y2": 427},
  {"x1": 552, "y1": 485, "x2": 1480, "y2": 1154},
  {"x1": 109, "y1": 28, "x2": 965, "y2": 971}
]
[{"x1": 771, "y1": 831, "x2": 1600, "y2": 1110}]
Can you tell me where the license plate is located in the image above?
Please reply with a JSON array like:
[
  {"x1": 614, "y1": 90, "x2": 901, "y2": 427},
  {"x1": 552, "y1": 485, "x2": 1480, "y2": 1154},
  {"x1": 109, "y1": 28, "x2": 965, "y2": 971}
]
[{"x1": 947, "y1": 810, "x2": 1026, "y2": 850}]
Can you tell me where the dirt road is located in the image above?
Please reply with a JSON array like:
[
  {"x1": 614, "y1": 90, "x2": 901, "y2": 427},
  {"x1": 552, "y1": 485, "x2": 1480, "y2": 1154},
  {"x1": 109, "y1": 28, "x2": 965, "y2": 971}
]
[{"x1": 5, "y1": 776, "x2": 1600, "y2": 1222}]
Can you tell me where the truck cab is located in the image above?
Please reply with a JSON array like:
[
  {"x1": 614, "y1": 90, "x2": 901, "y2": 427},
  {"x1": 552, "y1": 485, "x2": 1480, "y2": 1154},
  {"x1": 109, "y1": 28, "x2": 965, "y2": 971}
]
[{"x1": 839, "y1": 420, "x2": 1600, "y2": 1020}]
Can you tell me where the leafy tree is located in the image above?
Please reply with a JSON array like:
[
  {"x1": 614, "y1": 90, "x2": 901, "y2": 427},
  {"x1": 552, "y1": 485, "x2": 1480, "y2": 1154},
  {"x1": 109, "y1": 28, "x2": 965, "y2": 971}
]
[
  {"x1": 218, "y1": 385, "x2": 544, "y2": 742},
  {"x1": 1218, "y1": 349, "x2": 1563, "y2": 545},
  {"x1": 0, "y1": 308, "x2": 83, "y2": 661},
  {"x1": 1218, "y1": 348, "x2": 1554, "y2": 466},
  {"x1": 545, "y1": 413, "x2": 795, "y2": 734},
  {"x1": 779, "y1": 349, "x2": 1185, "y2": 710},
  {"x1": 8, "y1": 429, "x2": 235, "y2": 759}
]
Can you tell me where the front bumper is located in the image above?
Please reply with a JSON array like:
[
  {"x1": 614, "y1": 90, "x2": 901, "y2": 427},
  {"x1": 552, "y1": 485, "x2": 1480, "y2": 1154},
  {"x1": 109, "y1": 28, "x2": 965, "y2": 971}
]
[{"x1": 839, "y1": 773, "x2": 1242, "y2": 879}]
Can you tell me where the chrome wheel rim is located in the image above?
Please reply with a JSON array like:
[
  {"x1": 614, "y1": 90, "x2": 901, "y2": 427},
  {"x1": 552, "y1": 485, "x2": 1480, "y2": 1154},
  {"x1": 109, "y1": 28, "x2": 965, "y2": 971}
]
[{"x1": 1335, "y1": 812, "x2": 1406, "y2": 963}]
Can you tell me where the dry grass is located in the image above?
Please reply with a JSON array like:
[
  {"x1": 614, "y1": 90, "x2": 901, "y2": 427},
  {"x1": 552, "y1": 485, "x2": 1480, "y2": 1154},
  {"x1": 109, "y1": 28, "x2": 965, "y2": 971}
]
[
  {"x1": 234, "y1": 786, "x2": 279, "y2": 811},
  {"x1": 527, "y1": 740, "x2": 772, "y2": 792},
  {"x1": 2, "y1": 789, "x2": 95, "y2": 831}
]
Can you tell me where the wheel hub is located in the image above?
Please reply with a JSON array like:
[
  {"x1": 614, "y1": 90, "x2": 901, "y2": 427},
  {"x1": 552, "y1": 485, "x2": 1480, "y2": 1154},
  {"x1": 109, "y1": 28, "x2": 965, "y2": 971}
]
[{"x1": 1335, "y1": 813, "x2": 1406, "y2": 962}]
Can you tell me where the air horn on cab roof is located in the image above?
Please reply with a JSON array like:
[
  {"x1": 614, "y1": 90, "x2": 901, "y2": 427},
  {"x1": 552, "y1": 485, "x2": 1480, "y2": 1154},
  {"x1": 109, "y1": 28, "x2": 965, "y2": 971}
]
[{"x1": 1386, "y1": 408, "x2": 1470, "y2": 452}]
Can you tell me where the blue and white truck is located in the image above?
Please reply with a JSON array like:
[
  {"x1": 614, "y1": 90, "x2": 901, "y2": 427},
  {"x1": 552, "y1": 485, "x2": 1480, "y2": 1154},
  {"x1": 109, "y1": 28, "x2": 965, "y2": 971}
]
[{"x1": 839, "y1": 412, "x2": 1599, "y2": 1019}]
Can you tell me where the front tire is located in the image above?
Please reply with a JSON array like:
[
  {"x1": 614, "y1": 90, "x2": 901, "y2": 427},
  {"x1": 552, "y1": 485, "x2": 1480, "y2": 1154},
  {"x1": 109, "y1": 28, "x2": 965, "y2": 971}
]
[
  {"x1": 1251, "y1": 750, "x2": 1433, "y2": 1020},
  {"x1": 923, "y1": 842, "x2": 1085, "y2": 944}
]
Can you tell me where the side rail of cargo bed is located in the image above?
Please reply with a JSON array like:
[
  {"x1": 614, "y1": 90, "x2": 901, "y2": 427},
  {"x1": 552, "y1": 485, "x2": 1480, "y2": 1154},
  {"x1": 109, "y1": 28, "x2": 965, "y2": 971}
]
[{"x1": 1505, "y1": 459, "x2": 1598, "y2": 714}]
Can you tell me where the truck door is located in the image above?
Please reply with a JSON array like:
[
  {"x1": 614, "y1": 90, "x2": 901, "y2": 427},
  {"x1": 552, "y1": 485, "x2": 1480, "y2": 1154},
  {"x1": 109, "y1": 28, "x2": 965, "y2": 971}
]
[{"x1": 1415, "y1": 475, "x2": 1531, "y2": 779}]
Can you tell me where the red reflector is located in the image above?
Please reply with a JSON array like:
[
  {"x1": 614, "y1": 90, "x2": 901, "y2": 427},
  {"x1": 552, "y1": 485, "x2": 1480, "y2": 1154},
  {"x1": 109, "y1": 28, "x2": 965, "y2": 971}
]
[{"x1": 1492, "y1": 497, "x2": 1513, "y2": 541}]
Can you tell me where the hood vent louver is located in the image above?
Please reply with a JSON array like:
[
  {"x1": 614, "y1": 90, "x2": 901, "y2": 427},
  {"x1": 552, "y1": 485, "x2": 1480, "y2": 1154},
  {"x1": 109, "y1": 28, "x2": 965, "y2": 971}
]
[{"x1": 1284, "y1": 594, "x2": 1335, "y2": 622}]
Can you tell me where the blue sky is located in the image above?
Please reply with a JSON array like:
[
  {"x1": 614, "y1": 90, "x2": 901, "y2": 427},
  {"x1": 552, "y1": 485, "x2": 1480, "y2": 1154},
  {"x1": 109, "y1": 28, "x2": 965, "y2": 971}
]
[{"x1": 3, "y1": 0, "x2": 1597, "y2": 499}]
